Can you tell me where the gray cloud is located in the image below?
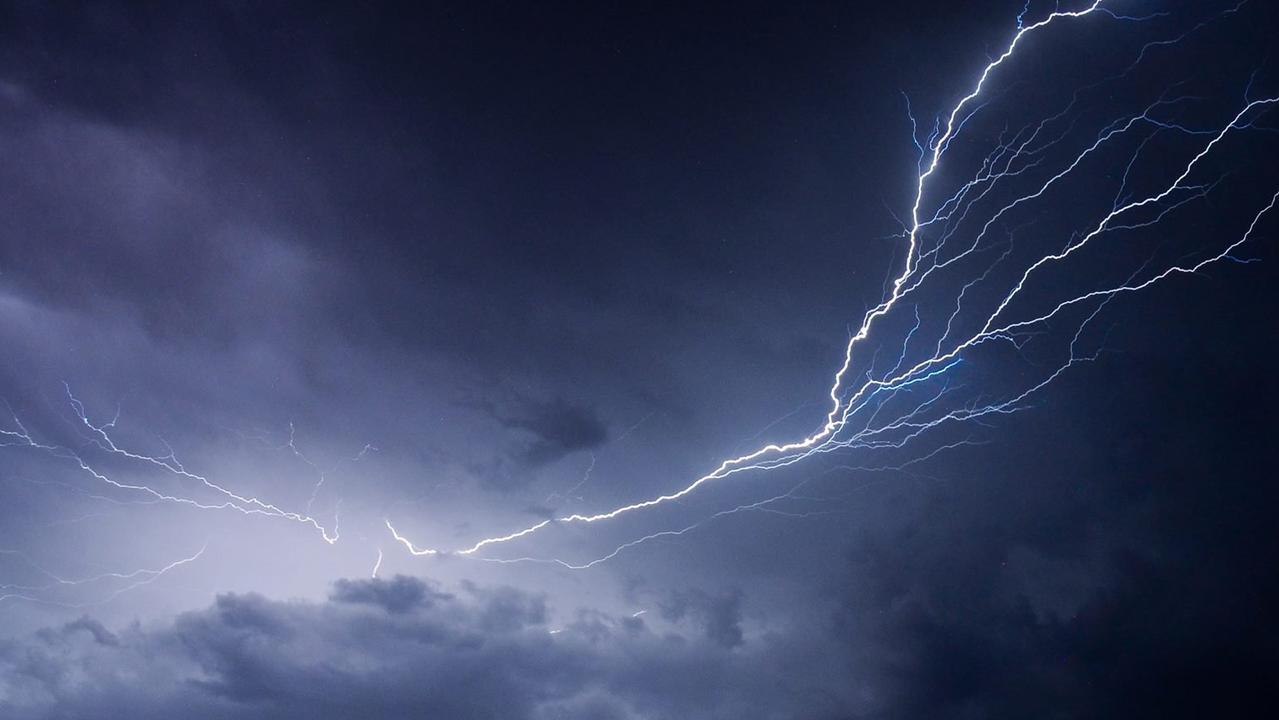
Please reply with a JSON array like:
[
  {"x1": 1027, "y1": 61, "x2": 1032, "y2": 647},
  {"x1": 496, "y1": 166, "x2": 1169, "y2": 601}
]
[
  {"x1": 659, "y1": 588, "x2": 744, "y2": 649},
  {"x1": 0, "y1": 576, "x2": 855, "y2": 720},
  {"x1": 330, "y1": 575, "x2": 452, "y2": 615},
  {"x1": 455, "y1": 396, "x2": 613, "y2": 490},
  {"x1": 497, "y1": 398, "x2": 610, "y2": 468},
  {"x1": 0, "y1": 2, "x2": 1276, "y2": 718}
]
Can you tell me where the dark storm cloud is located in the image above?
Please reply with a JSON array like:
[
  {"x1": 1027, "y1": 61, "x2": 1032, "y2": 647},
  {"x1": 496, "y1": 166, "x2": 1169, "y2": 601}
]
[
  {"x1": 834, "y1": 502, "x2": 1279, "y2": 719},
  {"x1": 45, "y1": 618, "x2": 119, "y2": 648},
  {"x1": 0, "y1": 0, "x2": 1277, "y2": 718},
  {"x1": 659, "y1": 587, "x2": 745, "y2": 649},
  {"x1": 452, "y1": 395, "x2": 611, "y2": 490},
  {"x1": 821, "y1": 310, "x2": 1279, "y2": 719},
  {"x1": 0, "y1": 79, "x2": 364, "y2": 431},
  {"x1": 496, "y1": 398, "x2": 610, "y2": 468},
  {"x1": 0, "y1": 0, "x2": 887, "y2": 394},
  {"x1": 0, "y1": 0, "x2": 889, "y2": 504},
  {"x1": 0, "y1": 576, "x2": 855, "y2": 720},
  {"x1": 330, "y1": 575, "x2": 451, "y2": 614}
]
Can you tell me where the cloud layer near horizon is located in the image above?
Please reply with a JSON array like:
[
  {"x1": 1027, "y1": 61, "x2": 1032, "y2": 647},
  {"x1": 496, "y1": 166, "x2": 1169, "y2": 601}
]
[{"x1": 0, "y1": 575, "x2": 851, "y2": 720}]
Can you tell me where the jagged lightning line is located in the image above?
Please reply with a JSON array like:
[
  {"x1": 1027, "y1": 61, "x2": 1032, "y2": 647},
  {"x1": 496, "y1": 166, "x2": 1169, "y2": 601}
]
[
  {"x1": 2, "y1": 2, "x2": 1271, "y2": 579},
  {"x1": 544, "y1": 411, "x2": 653, "y2": 506},
  {"x1": 2, "y1": 386, "x2": 345, "y2": 544},
  {"x1": 544, "y1": 451, "x2": 596, "y2": 506},
  {"x1": 383, "y1": 1, "x2": 1279, "y2": 566},
  {"x1": 380, "y1": 2, "x2": 1111, "y2": 553},
  {"x1": 1, "y1": 396, "x2": 344, "y2": 595},
  {"x1": 0, "y1": 543, "x2": 206, "y2": 607},
  {"x1": 282, "y1": 423, "x2": 376, "y2": 517}
]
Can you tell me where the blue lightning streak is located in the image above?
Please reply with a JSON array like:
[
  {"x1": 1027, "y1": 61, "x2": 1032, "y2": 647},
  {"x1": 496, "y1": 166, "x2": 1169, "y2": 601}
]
[{"x1": 380, "y1": 1, "x2": 1279, "y2": 568}]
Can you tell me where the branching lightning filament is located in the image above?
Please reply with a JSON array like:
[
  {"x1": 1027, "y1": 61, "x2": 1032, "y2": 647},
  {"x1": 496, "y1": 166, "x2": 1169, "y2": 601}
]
[
  {"x1": 380, "y1": 0, "x2": 1279, "y2": 568},
  {"x1": 3, "y1": 1, "x2": 1276, "y2": 585}
]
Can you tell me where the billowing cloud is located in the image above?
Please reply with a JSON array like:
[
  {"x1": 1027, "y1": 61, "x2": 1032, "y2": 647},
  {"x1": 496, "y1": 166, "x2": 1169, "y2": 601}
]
[
  {"x1": 497, "y1": 398, "x2": 610, "y2": 468},
  {"x1": 659, "y1": 588, "x2": 744, "y2": 649},
  {"x1": 0, "y1": 576, "x2": 853, "y2": 720}
]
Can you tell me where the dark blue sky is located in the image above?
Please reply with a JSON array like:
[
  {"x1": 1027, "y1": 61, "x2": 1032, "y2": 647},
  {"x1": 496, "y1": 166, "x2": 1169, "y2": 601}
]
[{"x1": 1, "y1": 1, "x2": 1277, "y2": 717}]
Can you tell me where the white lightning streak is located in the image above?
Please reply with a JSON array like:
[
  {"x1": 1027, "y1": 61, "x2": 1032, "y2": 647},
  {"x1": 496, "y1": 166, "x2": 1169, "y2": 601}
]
[
  {"x1": 0, "y1": 543, "x2": 207, "y2": 607},
  {"x1": 3, "y1": 388, "x2": 345, "y2": 543},
  {"x1": 385, "y1": 1, "x2": 1279, "y2": 567}
]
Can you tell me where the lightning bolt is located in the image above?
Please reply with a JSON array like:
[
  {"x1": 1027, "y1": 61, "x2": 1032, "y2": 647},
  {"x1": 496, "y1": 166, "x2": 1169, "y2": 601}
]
[
  {"x1": 0, "y1": 543, "x2": 206, "y2": 607},
  {"x1": 2, "y1": 2, "x2": 1273, "y2": 581},
  {"x1": 383, "y1": 1, "x2": 1279, "y2": 567},
  {"x1": 0, "y1": 385, "x2": 353, "y2": 543},
  {"x1": 0, "y1": 390, "x2": 367, "y2": 593}
]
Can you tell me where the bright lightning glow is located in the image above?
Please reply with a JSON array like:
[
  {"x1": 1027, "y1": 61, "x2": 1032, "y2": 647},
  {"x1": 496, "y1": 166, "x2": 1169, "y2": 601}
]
[
  {"x1": 2, "y1": 386, "x2": 347, "y2": 543},
  {"x1": 3, "y1": 1, "x2": 1274, "y2": 583},
  {"x1": 387, "y1": 1, "x2": 1279, "y2": 567}
]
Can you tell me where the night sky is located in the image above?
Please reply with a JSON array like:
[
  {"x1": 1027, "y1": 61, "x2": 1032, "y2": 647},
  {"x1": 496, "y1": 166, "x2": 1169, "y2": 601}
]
[{"x1": 2, "y1": 1, "x2": 1278, "y2": 717}]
